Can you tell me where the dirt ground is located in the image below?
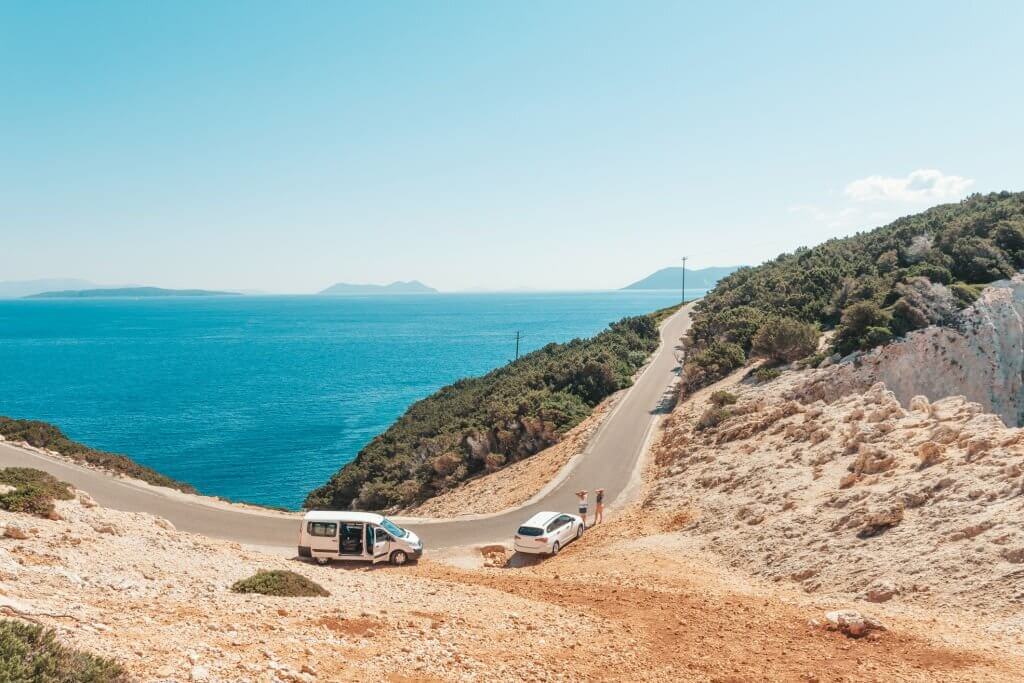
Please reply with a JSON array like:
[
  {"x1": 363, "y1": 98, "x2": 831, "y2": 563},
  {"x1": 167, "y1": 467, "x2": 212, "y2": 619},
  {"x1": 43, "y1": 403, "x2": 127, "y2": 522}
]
[{"x1": 3, "y1": 486, "x2": 1022, "y2": 682}]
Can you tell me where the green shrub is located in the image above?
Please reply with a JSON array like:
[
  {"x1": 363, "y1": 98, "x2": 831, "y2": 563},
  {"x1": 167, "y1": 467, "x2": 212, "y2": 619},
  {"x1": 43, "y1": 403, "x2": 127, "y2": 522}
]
[
  {"x1": 797, "y1": 351, "x2": 828, "y2": 369},
  {"x1": 751, "y1": 317, "x2": 819, "y2": 363},
  {"x1": 681, "y1": 192, "x2": 1024, "y2": 391},
  {"x1": 230, "y1": 570, "x2": 329, "y2": 597},
  {"x1": 753, "y1": 367, "x2": 781, "y2": 383},
  {"x1": 709, "y1": 390, "x2": 738, "y2": 407},
  {"x1": 835, "y1": 301, "x2": 892, "y2": 355},
  {"x1": 306, "y1": 311, "x2": 664, "y2": 510},
  {"x1": 0, "y1": 618, "x2": 127, "y2": 682},
  {"x1": 682, "y1": 341, "x2": 746, "y2": 391},
  {"x1": 0, "y1": 417, "x2": 195, "y2": 494},
  {"x1": 697, "y1": 406, "x2": 731, "y2": 430},
  {"x1": 0, "y1": 468, "x2": 74, "y2": 517}
]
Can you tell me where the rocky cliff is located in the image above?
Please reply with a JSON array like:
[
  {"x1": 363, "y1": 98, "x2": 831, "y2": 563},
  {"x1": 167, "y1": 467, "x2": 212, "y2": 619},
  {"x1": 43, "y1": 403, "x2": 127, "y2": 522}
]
[{"x1": 806, "y1": 276, "x2": 1024, "y2": 427}]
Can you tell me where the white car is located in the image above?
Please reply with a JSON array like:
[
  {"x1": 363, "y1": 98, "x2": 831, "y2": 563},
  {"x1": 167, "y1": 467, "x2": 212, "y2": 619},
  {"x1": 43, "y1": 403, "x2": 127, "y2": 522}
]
[{"x1": 513, "y1": 511, "x2": 584, "y2": 556}]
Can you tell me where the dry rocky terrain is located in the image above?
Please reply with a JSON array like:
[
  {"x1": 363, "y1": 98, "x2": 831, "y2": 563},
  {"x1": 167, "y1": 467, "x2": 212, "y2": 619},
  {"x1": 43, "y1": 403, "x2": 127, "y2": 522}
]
[
  {"x1": 3, "y1": 458, "x2": 1024, "y2": 680},
  {"x1": 650, "y1": 359, "x2": 1024, "y2": 640}
]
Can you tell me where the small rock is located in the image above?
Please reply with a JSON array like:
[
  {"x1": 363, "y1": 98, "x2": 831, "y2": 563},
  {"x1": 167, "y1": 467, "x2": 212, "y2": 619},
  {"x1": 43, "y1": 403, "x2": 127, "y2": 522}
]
[
  {"x1": 4, "y1": 525, "x2": 30, "y2": 540},
  {"x1": 865, "y1": 580, "x2": 897, "y2": 603},
  {"x1": 91, "y1": 522, "x2": 123, "y2": 536},
  {"x1": 0, "y1": 484, "x2": 16, "y2": 495},
  {"x1": 78, "y1": 493, "x2": 98, "y2": 508},
  {"x1": 190, "y1": 664, "x2": 209, "y2": 681}
]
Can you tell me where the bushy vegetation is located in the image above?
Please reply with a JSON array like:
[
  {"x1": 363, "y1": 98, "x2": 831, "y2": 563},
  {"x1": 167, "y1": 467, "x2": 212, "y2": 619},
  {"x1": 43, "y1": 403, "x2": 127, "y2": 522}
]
[
  {"x1": 230, "y1": 570, "x2": 329, "y2": 597},
  {"x1": 684, "y1": 192, "x2": 1024, "y2": 391},
  {"x1": 0, "y1": 468, "x2": 74, "y2": 518},
  {"x1": 0, "y1": 417, "x2": 195, "y2": 494},
  {"x1": 751, "y1": 317, "x2": 819, "y2": 363},
  {"x1": 709, "y1": 390, "x2": 737, "y2": 407},
  {"x1": 306, "y1": 313, "x2": 665, "y2": 510},
  {"x1": 0, "y1": 618, "x2": 127, "y2": 682}
]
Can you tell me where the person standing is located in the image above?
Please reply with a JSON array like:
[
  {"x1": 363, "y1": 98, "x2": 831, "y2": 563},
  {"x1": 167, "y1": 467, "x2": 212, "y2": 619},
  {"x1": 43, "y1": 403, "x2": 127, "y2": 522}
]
[
  {"x1": 575, "y1": 489, "x2": 589, "y2": 525},
  {"x1": 594, "y1": 488, "x2": 605, "y2": 525}
]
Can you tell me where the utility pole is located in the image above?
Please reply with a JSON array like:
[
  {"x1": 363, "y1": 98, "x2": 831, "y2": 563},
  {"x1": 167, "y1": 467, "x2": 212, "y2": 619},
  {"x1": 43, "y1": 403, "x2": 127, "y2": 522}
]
[
  {"x1": 680, "y1": 256, "x2": 688, "y2": 304},
  {"x1": 515, "y1": 331, "x2": 521, "y2": 361}
]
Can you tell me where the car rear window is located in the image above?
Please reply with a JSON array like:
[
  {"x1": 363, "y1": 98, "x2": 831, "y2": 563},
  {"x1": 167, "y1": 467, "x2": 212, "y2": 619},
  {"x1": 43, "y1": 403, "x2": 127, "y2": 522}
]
[{"x1": 517, "y1": 526, "x2": 543, "y2": 537}]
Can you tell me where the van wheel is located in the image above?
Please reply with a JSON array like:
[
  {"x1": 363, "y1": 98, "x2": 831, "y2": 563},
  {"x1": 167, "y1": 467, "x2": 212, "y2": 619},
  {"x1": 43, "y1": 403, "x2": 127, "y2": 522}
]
[
  {"x1": 390, "y1": 550, "x2": 408, "y2": 566},
  {"x1": 551, "y1": 541, "x2": 560, "y2": 556}
]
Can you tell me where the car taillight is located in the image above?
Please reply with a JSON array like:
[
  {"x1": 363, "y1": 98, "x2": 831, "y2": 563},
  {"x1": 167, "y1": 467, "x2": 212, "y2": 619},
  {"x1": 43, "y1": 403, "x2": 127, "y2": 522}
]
[{"x1": 537, "y1": 537, "x2": 548, "y2": 542}]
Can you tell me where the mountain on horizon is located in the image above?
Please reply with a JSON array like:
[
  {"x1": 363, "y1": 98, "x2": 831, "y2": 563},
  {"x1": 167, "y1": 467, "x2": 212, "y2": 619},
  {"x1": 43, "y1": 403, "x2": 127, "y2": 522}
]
[
  {"x1": 622, "y1": 266, "x2": 743, "y2": 291},
  {"x1": 26, "y1": 287, "x2": 241, "y2": 299},
  {"x1": 319, "y1": 280, "x2": 438, "y2": 295},
  {"x1": 0, "y1": 278, "x2": 102, "y2": 299}
]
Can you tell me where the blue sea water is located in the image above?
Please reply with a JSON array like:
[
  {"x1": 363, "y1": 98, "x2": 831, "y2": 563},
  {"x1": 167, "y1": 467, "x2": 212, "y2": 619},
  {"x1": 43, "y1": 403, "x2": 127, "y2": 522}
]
[{"x1": 0, "y1": 291, "x2": 698, "y2": 509}]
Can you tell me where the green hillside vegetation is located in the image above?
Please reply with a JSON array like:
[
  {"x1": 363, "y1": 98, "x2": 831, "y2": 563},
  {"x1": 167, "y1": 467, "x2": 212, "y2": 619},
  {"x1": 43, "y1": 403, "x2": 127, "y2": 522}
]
[
  {"x1": 305, "y1": 311, "x2": 669, "y2": 510},
  {"x1": 0, "y1": 619, "x2": 127, "y2": 682},
  {"x1": 0, "y1": 467, "x2": 74, "y2": 518},
  {"x1": 0, "y1": 417, "x2": 197, "y2": 494},
  {"x1": 683, "y1": 191, "x2": 1024, "y2": 391}
]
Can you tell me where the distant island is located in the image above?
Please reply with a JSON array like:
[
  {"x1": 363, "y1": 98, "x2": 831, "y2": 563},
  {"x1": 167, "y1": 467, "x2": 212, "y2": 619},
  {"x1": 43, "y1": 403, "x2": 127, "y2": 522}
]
[
  {"x1": 27, "y1": 287, "x2": 241, "y2": 299},
  {"x1": 0, "y1": 278, "x2": 102, "y2": 299},
  {"x1": 622, "y1": 266, "x2": 742, "y2": 291},
  {"x1": 319, "y1": 280, "x2": 437, "y2": 295}
]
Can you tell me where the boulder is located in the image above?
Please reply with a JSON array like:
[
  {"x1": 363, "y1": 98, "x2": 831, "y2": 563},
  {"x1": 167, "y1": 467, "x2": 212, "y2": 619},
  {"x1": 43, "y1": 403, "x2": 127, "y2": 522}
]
[
  {"x1": 824, "y1": 609, "x2": 886, "y2": 638},
  {"x1": 3, "y1": 525, "x2": 30, "y2": 540}
]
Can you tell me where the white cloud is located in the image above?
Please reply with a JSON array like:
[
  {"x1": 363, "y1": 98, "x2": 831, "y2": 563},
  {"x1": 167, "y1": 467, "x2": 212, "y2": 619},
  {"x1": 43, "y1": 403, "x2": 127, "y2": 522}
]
[{"x1": 844, "y1": 169, "x2": 974, "y2": 203}]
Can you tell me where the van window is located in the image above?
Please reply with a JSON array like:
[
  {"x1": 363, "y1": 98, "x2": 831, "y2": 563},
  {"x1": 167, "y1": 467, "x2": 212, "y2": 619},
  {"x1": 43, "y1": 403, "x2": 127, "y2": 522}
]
[{"x1": 308, "y1": 522, "x2": 337, "y2": 537}]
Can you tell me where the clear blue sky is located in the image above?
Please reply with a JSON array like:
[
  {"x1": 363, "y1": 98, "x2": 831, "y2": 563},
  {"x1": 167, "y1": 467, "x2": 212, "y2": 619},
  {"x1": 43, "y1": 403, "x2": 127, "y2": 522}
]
[{"x1": 2, "y1": 2, "x2": 1022, "y2": 292}]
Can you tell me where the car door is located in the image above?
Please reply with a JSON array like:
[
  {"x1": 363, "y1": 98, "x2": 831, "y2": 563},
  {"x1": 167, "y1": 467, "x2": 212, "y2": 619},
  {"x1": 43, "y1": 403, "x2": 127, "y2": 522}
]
[
  {"x1": 556, "y1": 515, "x2": 575, "y2": 543},
  {"x1": 371, "y1": 526, "x2": 391, "y2": 564}
]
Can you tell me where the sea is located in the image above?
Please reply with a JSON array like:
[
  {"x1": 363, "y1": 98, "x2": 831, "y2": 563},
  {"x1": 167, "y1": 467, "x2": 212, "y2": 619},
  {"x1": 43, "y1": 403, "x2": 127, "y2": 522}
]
[{"x1": 0, "y1": 291, "x2": 701, "y2": 509}]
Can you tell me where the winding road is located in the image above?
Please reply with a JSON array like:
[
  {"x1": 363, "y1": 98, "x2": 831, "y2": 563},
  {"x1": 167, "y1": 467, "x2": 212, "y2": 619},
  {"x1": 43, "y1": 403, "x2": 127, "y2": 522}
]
[{"x1": 0, "y1": 305, "x2": 691, "y2": 550}]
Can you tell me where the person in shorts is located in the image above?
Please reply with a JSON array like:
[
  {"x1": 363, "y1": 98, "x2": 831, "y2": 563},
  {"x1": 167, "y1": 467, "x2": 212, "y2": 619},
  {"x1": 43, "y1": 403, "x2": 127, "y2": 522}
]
[
  {"x1": 594, "y1": 488, "x2": 605, "y2": 525},
  {"x1": 576, "y1": 489, "x2": 589, "y2": 524}
]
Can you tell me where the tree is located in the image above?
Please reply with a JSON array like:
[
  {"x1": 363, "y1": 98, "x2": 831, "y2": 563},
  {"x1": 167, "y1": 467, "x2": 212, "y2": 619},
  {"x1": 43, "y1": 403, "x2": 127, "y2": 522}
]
[
  {"x1": 751, "y1": 318, "x2": 819, "y2": 364},
  {"x1": 835, "y1": 301, "x2": 892, "y2": 355}
]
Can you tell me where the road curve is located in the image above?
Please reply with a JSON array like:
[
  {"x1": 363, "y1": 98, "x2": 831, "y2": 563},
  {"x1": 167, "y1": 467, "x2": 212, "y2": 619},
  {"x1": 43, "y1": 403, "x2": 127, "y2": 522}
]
[{"x1": 0, "y1": 305, "x2": 691, "y2": 550}]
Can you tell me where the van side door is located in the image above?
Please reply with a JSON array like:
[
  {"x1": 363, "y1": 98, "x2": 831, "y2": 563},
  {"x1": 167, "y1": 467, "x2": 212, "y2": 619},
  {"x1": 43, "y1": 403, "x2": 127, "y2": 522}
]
[
  {"x1": 371, "y1": 526, "x2": 391, "y2": 564},
  {"x1": 306, "y1": 521, "x2": 338, "y2": 558}
]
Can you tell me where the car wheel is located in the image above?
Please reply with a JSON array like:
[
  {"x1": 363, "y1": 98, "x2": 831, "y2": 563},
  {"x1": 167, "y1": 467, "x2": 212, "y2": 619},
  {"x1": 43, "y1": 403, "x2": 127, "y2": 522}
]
[
  {"x1": 551, "y1": 541, "x2": 560, "y2": 556},
  {"x1": 390, "y1": 550, "x2": 408, "y2": 566},
  {"x1": 576, "y1": 524, "x2": 584, "y2": 539}
]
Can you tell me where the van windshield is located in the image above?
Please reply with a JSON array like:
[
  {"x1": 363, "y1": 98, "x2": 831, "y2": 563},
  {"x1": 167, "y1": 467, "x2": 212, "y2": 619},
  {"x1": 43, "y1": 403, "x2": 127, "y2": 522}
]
[
  {"x1": 379, "y1": 517, "x2": 408, "y2": 539},
  {"x1": 517, "y1": 526, "x2": 543, "y2": 537}
]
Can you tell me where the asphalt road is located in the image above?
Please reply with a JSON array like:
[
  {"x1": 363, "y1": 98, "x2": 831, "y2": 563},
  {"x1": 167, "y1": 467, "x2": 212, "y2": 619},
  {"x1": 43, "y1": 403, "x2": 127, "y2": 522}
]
[{"x1": 0, "y1": 304, "x2": 691, "y2": 550}]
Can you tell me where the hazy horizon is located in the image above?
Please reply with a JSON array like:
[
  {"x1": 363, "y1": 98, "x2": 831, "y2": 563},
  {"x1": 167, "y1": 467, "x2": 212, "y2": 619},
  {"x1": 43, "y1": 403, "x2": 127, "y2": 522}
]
[{"x1": 3, "y1": 3, "x2": 1023, "y2": 292}]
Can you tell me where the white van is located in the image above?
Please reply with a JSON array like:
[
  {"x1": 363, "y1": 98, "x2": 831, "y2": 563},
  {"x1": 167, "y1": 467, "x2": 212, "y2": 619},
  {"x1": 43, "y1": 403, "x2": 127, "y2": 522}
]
[{"x1": 298, "y1": 511, "x2": 423, "y2": 566}]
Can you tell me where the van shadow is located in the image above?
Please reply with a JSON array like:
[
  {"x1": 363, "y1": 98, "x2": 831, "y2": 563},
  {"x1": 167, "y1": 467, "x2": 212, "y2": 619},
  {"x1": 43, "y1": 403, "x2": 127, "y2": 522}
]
[{"x1": 291, "y1": 557, "x2": 406, "y2": 572}]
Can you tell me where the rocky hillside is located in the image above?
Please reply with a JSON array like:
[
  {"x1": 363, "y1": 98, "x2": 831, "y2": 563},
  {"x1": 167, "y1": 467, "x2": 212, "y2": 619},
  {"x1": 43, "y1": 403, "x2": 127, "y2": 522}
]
[
  {"x1": 650, "y1": 359, "x2": 1024, "y2": 618},
  {"x1": 813, "y1": 276, "x2": 1024, "y2": 427},
  {"x1": 684, "y1": 191, "x2": 1024, "y2": 392}
]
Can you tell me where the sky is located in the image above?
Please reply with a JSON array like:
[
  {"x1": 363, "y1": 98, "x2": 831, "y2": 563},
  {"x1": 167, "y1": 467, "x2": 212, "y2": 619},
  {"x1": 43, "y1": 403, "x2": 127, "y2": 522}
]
[{"x1": 2, "y1": 2, "x2": 1023, "y2": 293}]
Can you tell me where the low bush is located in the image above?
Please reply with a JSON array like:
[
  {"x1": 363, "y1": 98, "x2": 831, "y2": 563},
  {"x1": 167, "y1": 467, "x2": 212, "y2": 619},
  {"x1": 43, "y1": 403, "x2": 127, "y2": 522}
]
[
  {"x1": 0, "y1": 417, "x2": 195, "y2": 494},
  {"x1": 751, "y1": 317, "x2": 819, "y2": 363},
  {"x1": 682, "y1": 341, "x2": 746, "y2": 391},
  {"x1": 230, "y1": 570, "x2": 329, "y2": 597},
  {"x1": 0, "y1": 467, "x2": 74, "y2": 517},
  {"x1": 0, "y1": 618, "x2": 127, "y2": 682},
  {"x1": 753, "y1": 367, "x2": 782, "y2": 383},
  {"x1": 709, "y1": 390, "x2": 737, "y2": 407},
  {"x1": 697, "y1": 406, "x2": 731, "y2": 431}
]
